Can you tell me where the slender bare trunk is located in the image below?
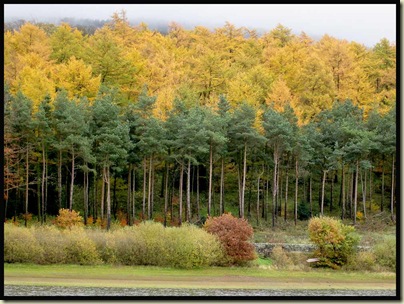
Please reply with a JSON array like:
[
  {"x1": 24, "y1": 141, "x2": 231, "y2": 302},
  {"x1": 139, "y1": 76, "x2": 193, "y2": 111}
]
[
  {"x1": 391, "y1": 154, "x2": 395, "y2": 222},
  {"x1": 106, "y1": 166, "x2": 111, "y2": 230},
  {"x1": 360, "y1": 168, "x2": 366, "y2": 219},
  {"x1": 341, "y1": 165, "x2": 345, "y2": 220},
  {"x1": 25, "y1": 147, "x2": 29, "y2": 227},
  {"x1": 101, "y1": 167, "x2": 105, "y2": 220},
  {"x1": 272, "y1": 152, "x2": 278, "y2": 228},
  {"x1": 142, "y1": 157, "x2": 147, "y2": 220},
  {"x1": 127, "y1": 164, "x2": 132, "y2": 225},
  {"x1": 148, "y1": 156, "x2": 152, "y2": 220},
  {"x1": 220, "y1": 157, "x2": 224, "y2": 215},
  {"x1": 164, "y1": 162, "x2": 169, "y2": 226},
  {"x1": 186, "y1": 158, "x2": 191, "y2": 222},
  {"x1": 196, "y1": 165, "x2": 200, "y2": 220},
  {"x1": 41, "y1": 144, "x2": 45, "y2": 224},
  {"x1": 241, "y1": 142, "x2": 247, "y2": 218},
  {"x1": 353, "y1": 160, "x2": 359, "y2": 225},
  {"x1": 321, "y1": 170, "x2": 326, "y2": 216},
  {"x1": 132, "y1": 168, "x2": 136, "y2": 224},
  {"x1": 69, "y1": 150, "x2": 75, "y2": 211},
  {"x1": 294, "y1": 159, "x2": 298, "y2": 226},
  {"x1": 284, "y1": 167, "x2": 288, "y2": 221},
  {"x1": 179, "y1": 162, "x2": 183, "y2": 225},
  {"x1": 309, "y1": 175, "x2": 312, "y2": 217},
  {"x1": 58, "y1": 150, "x2": 62, "y2": 210},
  {"x1": 381, "y1": 157, "x2": 385, "y2": 212},
  {"x1": 369, "y1": 168, "x2": 372, "y2": 212},
  {"x1": 208, "y1": 145, "x2": 213, "y2": 216}
]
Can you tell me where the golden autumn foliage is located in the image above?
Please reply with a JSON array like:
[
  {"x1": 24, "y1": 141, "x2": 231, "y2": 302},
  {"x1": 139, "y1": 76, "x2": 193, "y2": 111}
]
[{"x1": 3, "y1": 17, "x2": 396, "y2": 122}]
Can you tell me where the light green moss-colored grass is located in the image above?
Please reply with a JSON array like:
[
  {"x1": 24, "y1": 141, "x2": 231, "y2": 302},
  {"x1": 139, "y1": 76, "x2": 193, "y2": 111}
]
[{"x1": 4, "y1": 263, "x2": 395, "y2": 290}]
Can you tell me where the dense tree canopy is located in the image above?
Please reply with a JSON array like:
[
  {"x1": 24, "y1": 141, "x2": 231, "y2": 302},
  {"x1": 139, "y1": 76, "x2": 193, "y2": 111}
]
[{"x1": 3, "y1": 15, "x2": 396, "y2": 228}]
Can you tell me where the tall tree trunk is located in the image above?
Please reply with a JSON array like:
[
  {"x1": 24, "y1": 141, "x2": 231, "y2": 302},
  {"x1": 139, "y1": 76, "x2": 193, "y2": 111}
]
[
  {"x1": 164, "y1": 162, "x2": 169, "y2": 227},
  {"x1": 321, "y1": 170, "x2": 326, "y2": 216},
  {"x1": 132, "y1": 168, "x2": 136, "y2": 224},
  {"x1": 94, "y1": 170, "x2": 97, "y2": 221},
  {"x1": 309, "y1": 175, "x2": 313, "y2": 217},
  {"x1": 148, "y1": 156, "x2": 152, "y2": 220},
  {"x1": 237, "y1": 159, "x2": 242, "y2": 217},
  {"x1": 142, "y1": 157, "x2": 147, "y2": 220},
  {"x1": 220, "y1": 157, "x2": 224, "y2": 215},
  {"x1": 196, "y1": 165, "x2": 200, "y2": 220},
  {"x1": 127, "y1": 164, "x2": 132, "y2": 225},
  {"x1": 112, "y1": 175, "x2": 117, "y2": 220},
  {"x1": 330, "y1": 172, "x2": 333, "y2": 212},
  {"x1": 381, "y1": 157, "x2": 385, "y2": 212},
  {"x1": 241, "y1": 142, "x2": 247, "y2": 219},
  {"x1": 360, "y1": 168, "x2": 366, "y2": 219},
  {"x1": 369, "y1": 168, "x2": 372, "y2": 212},
  {"x1": 265, "y1": 175, "x2": 269, "y2": 221},
  {"x1": 391, "y1": 154, "x2": 395, "y2": 222},
  {"x1": 84, "y1": 167, "x2": 89, "y2": 225},
  {"x1": 151, "y1": 159, "x2": 155, "y2": 219},
  {"x1": 41, "y1": 144, "x2": 45, "y2": 224},
  {"x1": 58, "y1": 150, "x2": 62, "y2": 210},
  {"x1": 341, "y1": 165, "x2": 345, "y2": 220},
  {"x1": 106, "y1": 165, "x2": 111, "y2": 230},
  {"x1": 101, "y1": 167, "x2": 105, "y2": 220},
  {"x1": 353, "y1": 160, "x2": 359, "y2": 225},
  {"x1": 37, "y1": 164, "x2": 41, "y2": 223},
  {"x1": 350, "y1": 171, "x2": 354, "y2": 218},
  {"x1": 186, "y1": 158, "x2": 191, "y2": 222},
  {"x1": 179, "y1": 162, "x2": 184, "y2": 226},
  {"x1": 294, "y1": 159, "x2": 298, "y2": 226},
  {"x1": 208, "y1": 144, "x2": 213, "y2": 217},
  {"x1": 44, "y1": 152, "x2": 48, "y2": 223},
  {"x1": 25, "y1": 147, "x2": 29, "y2": 227},
  {"x1": 272, "y1": 152, "x2": 278, "y2": 228},
  {"x1": 284, "y1": 166, "x2": 288, "y2": 222},
  {"x1": 69, "y1": 151, "x2": 75, "y2": 211}
]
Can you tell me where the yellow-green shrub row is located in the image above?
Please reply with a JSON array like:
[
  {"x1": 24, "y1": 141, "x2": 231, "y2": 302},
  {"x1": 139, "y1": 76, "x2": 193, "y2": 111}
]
[{"x1": 4, "y1": 222, "x2": 225, "y2": 268}]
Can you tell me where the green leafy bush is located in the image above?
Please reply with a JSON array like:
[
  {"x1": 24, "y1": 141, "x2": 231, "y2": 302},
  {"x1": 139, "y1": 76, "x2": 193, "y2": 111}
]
[
  {"x1": 373, "y1": 235, "x2": 396, "y2": 271},
  {"x1": 308, "y1": 216, "x2": 360, "y2": 269},
  {"x1": 4, "y1": 223, "x2": 44, "y2": 263},
  {"x1": 203, "y1": 213, "x2": 257, "y2": 265},
  {"x1": 297, "y1": 202, "x2": 311, "y2": 220}
]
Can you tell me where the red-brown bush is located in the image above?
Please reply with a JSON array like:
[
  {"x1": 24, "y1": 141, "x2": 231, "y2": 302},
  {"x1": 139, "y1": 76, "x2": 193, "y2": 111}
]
[{"x1": 203, "y1": 213, "x2": 257, "y2": 265}]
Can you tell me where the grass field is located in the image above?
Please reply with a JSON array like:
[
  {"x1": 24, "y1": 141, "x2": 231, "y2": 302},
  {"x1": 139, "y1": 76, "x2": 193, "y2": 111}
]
[{"x1": 4, "y1": 263, "x2": 396, "y2": 290}]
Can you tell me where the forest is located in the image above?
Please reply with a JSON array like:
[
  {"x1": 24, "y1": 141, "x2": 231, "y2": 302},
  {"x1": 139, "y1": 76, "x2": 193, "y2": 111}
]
[{"x1": 3, "y1": 11, "x2": 397, "y2": 231}]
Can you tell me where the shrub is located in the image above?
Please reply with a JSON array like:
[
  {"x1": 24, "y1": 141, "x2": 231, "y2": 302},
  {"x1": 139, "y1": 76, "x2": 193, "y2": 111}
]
[
  {"x1": 270, "y1": 246, "x2": 293, "y2": 269},
  {"x1": 86, "y1": 230, "x2": 117, "y2": 264},
  {"x1": 345, "y1": 251, "x2": 376, "y2": 271},
  {"x1": 203, "y1": 213, "x2": 257, "y2": 265},
  {"x1": 62, "y1": 227, "x2": 102, "y2": 265},
  {"x1": 4, "y1": 223, "x2": 44, "y2": 263},
  {"x1": 33, "y1": 225, "x2": 68, "y2": 264},
  {"x1": 373, "y1": 235, "x2": 396, "y2": 271},
  {"x1": 308, "y1": 216, "x2": 360, "y2": 269},
  {"x1": 165, "y1": 224, "x2": 225, "y2": 268},
  {"x1": 54, "y1": 209, "x2": 83, "y2": 229}
]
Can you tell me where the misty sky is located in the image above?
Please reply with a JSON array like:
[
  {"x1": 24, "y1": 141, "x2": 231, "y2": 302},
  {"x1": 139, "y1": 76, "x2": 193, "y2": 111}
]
[{"x1": 4, "y1": 4, "x2": 396, "y2": 47}]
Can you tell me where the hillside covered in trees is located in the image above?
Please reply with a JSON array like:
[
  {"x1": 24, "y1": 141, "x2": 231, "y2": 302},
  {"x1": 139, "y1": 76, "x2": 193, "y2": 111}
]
[{"x1": 3, "y1": 11, "x2": 396, "y2": 230}]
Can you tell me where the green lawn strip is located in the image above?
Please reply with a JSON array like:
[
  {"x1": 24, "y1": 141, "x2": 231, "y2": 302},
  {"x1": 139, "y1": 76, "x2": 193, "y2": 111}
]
[{"x1": 4, "y1": 263, "x2": 396, "y2": 290}]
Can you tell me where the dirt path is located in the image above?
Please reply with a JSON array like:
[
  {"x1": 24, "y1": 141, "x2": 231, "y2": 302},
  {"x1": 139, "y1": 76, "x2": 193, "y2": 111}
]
[{"x1": 5, "y1": 274, "x2": 395, "y2": 290}]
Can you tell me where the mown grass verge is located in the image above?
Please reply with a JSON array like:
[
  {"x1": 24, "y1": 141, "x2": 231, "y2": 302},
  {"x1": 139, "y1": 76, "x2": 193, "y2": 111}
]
[{"x1": 4, "y1": 263, "x2": 396, "y2": 290}]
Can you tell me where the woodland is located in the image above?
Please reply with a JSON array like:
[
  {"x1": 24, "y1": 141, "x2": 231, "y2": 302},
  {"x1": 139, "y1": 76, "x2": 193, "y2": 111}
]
[{"x1": 3, "y1": 11, "x2": 396, "y2": 231}]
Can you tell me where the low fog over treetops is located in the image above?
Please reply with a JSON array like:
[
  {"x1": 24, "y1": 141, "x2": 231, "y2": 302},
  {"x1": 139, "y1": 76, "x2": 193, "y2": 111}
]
[{"x1": 4, "y1": 4, "x2": 396, "y2": 47}]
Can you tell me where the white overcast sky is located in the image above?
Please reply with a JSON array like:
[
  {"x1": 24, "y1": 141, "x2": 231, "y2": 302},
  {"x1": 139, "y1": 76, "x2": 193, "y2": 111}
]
[{"x1": 4, "y1": 4, "x2": 396, "y2": 47}]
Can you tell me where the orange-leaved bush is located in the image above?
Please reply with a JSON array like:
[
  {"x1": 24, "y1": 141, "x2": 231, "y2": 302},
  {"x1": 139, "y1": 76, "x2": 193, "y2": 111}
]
[
  {"x1": 54, "y1": 208, "x2": 83, "y2": 229},
  {"x1": 203, "y1": 213, "x2": 257, "y2": 265}
]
